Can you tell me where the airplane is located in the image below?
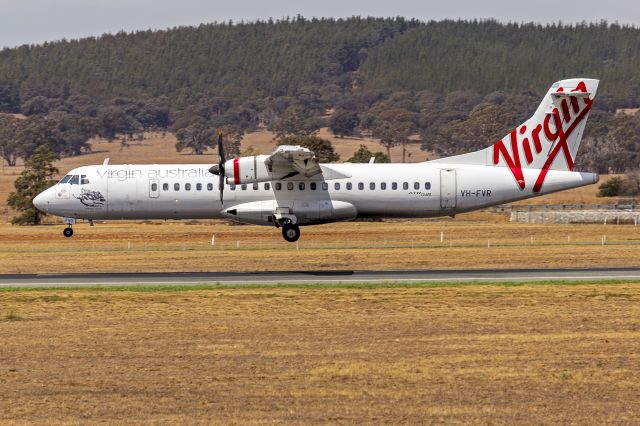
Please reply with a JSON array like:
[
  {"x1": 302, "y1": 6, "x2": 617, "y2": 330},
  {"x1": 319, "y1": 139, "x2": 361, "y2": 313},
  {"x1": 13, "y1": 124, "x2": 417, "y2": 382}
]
[{"x1": 33, "y1": 78, "x2": 599, "y2": 242}]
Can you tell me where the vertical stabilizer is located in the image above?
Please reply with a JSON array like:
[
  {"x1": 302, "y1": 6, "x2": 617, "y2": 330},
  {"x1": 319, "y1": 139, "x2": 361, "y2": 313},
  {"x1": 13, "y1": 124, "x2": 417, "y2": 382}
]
[{"x1": 433, "y1": 78, "x2": 599, "y2": 192}]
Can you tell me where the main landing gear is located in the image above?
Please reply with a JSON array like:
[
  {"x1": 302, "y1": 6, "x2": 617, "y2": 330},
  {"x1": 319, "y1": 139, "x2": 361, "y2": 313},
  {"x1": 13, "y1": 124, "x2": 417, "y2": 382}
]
[{"x1": 281, "y1": 224, "x2": 301, "y2": 242}]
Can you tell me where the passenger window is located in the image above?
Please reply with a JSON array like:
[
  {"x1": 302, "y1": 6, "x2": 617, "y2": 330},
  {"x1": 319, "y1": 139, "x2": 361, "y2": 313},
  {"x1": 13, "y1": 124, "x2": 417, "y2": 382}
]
[
  {"x1": 163, "y1": 183, "x2": 169, "y2": 191},
  {"x1": 310, "y1": 182, "x2": 317, "y2": 190},
  {"x1": 59, "y1": 175, "x2": 72, "y2": 184},
  {"x1": 265, "y1": 183, "x2": 270, "y2": 190},
  {"x1": 230, "y1": 184, "x2": 236, "y2": 190},
  {"x1": 334, "y1": 182, "x2": 340, "y2": 190},
  {"x1": 425, "y1": 182, "x2": 431, "y2": 190},
  {"x1": 392, "y1": 182, "x2": 398, "y2": 190},
  {"x1": 185, "y1": 183, "x2": 191, "y2": 191},
  {"x1": 253, "y1": 183, "x2": 259, "y2": 190},
  {"x1": 358, "y1": 183, "x2": 364, "y2": 190},
  {"x1": 174, "y1": 183, "x2": 180, "y2": 191},
  {"x1": 322, "y1": 182, "x2": 328, "y2": 191},
  {"x1": 414, "y1": 182, "x2": 420, "y2": 190},
  {"x1": 299, "y1": 182, "x2": 305, "y2": 190},
  {"x1": 370, "y1": 182, "x2": 375, "y2": 190},
  {"x1": 381, "y1": 182, "x2": 386, "y2": 190},
  {"x1": 346, "y1": 182, "x2": 352, "y2": 190},
  {"x1": 241, "y1": 184, "x2": 247, "y2": 190},
  {"x1": 207, "y1": 183, "x2": 213, "y2": 191},
  {"x1": 196, "y1": 183, "x2": 202, "y2": 191},
  {"x1": 80, "y1": 175, "x2": 89, "y2": 185},
  {"x1": 287, "y1": 182, "x2": 294, "y2": 190},
  {"x1": 403, "y1": 182, "x2": 409, "y2": 190},
  {"x1": 276, "y1": 183, "x2": 282, "y2": 191},
  {"x1": 69, "y1": 175, "x2": 79, "y2": 185},
  {"x1": 151, "y1": 183, "x2": 158, "y2": 191}
]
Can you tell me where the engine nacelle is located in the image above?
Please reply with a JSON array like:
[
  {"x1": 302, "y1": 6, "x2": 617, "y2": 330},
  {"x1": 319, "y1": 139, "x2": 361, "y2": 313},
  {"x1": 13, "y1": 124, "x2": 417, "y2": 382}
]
[
  {"x1": 225, "y1": 155, "x2": 272, "y2": 185},
  {"x1": 221, "y1": 200, "x2": 357, "y2": 226}
]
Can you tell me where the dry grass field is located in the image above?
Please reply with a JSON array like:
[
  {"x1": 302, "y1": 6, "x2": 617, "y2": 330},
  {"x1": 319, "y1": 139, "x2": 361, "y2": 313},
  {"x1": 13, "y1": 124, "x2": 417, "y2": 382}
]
[
  {"x1": 1, "y1": 219, "x2": 640, "y2": 274},
  {"x1": 1, "y1": 282, "x2": 639, "y2": 424}
]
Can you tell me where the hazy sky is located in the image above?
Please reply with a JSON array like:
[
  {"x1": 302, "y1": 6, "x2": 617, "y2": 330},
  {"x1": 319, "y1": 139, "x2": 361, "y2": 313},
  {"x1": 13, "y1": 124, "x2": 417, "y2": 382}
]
[{"x1": 2, "y1": 0, "x2": 640, "y2": 48}]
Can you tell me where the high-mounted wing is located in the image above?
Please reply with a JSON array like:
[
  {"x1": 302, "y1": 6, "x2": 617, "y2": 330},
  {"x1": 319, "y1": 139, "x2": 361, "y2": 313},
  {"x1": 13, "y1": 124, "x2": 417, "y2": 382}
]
[
  {"x1": 220, "y1": 145, "x2": 350, "y2": 185},
  {"x1": 266, "y1": 145, "x2": 322, "y2": 178}
]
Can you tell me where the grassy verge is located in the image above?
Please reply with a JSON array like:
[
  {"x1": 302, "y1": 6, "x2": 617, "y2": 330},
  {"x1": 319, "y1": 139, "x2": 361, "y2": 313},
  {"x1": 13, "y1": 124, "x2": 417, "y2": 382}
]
[{"x1": 2, "y1": 278, "x2": 640, "y2": 292}]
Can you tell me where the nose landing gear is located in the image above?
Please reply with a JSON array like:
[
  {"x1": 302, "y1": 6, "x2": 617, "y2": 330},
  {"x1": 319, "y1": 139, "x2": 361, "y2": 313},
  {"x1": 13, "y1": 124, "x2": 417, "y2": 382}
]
[{"x1": 62, "y1": 217, "x2": 76, "y2": 238}]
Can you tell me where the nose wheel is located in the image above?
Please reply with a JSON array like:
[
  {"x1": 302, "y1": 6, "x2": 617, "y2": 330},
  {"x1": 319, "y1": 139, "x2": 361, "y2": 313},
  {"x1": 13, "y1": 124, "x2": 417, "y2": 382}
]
[
  {"x1": 281, "y1": 224, "x2": 300, "y2": 242},
  {"x1": 63, "y1": 227, "x2": 74, "y2": 238}
]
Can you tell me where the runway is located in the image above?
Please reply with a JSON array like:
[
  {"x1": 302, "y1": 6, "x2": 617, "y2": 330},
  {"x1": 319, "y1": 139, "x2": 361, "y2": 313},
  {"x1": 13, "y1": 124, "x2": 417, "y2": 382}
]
[{"x1": 1, "y1": 267, "x2": 640, "y2": 287}]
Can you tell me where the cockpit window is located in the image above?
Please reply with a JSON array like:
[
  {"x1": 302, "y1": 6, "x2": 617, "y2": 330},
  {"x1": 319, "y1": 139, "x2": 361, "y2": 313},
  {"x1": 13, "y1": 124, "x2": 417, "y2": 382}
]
[
  {"x1": 59, "y1": 175, "x2": 72, "y2": 184},
  {"x1": 80, "y1": 175, "x2": 89, "y2": 185},
  {"x1": 68, "y1": 175, "x2": 80, "y2": 185}
]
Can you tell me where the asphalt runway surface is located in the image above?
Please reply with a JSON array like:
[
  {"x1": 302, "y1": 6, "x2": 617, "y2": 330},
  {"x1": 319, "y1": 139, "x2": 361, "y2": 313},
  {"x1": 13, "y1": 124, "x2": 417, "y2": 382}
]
[{"x1": 1, "y1": 267, "x2": 640, "y2": 287}]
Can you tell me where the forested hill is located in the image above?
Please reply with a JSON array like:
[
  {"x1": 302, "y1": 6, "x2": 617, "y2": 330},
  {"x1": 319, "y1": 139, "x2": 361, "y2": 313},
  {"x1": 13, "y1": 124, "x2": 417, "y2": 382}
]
[
  {"x1": 360, "y1": 21, "x2": 640, "y2": 107},
  {"x1": 2, "y1": 17, "x2": 640, "y2": 174},
  {"x1": 2, "y1": 18, "x2": 640, "y2": 109},
  {"x1": 0, "y1": 17, "x2": 416, "y2": 109}
]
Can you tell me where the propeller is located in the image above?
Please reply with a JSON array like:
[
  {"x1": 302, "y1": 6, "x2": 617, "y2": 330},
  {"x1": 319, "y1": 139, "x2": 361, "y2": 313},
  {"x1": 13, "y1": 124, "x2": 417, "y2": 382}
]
[{"x1": 208, "y1": 130, "x2": 225, "y2": 204}]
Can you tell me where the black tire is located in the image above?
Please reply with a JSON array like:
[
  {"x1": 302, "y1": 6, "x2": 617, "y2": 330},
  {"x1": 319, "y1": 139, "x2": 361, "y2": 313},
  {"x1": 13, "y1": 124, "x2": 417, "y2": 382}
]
[
  {"x1": 282, "y1": 224, "x2": 300, "y2": 243},
  {"x1": 63, "y1": 227, "x2": 74, "y2": 238}
]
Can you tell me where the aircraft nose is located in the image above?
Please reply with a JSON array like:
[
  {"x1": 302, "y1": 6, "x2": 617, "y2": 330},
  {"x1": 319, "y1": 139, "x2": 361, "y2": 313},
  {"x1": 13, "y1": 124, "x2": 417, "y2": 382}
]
[{"x1": 33, "y1": 192, "x2": 48, "y2": 212}]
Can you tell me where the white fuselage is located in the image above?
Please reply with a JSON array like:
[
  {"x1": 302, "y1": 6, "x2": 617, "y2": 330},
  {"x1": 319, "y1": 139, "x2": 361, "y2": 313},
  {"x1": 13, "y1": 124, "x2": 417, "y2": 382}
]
[{"x1": 34, "y1": 161, "x2": 598, "y2": 225}]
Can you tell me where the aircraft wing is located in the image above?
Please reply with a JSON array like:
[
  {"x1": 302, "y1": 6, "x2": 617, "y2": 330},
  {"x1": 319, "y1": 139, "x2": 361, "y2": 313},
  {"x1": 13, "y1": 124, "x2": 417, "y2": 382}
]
[{"x1": 266, "y1": 145, "x2": 349, "y2": 180}]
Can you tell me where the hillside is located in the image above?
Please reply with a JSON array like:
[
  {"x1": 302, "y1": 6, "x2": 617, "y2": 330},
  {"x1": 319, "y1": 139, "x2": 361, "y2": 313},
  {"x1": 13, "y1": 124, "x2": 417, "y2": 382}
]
[{"x1": 2, "y1": 19, "x2": 640, "y2": 108}]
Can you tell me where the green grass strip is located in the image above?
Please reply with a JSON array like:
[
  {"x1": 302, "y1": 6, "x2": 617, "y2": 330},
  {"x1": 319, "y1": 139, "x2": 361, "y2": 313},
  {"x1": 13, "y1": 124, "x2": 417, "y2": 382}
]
[{"x1": 1, "y1": 278, "x2": 640, "y2": 292}]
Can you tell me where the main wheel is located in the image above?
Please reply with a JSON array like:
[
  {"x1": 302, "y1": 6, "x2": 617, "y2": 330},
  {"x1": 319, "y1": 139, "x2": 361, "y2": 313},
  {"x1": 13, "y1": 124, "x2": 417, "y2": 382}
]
[
  {"x1": 63, "y1": 227, "x2": 74, "y2": 238},
  {"x1": 282, "y1": 224, "x2": 300, "y2": 242}
]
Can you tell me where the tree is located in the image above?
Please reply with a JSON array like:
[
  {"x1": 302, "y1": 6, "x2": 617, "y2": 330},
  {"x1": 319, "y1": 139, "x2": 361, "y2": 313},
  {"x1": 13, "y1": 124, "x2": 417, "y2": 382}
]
[
  {"x1": 373, "y1": 121, "x2": 398, "y2": 160},
  {"x1": 329, "y1": 110, "x2": 359, "y2": 137},
  {"x1": 220, "y1": 124, "x2": 244, "y2": 158},
  {"x1": 270, "y1": 105, "x2": 319, "y2": 140},
  {"x1": 136, "y1": 100, "x2": 170, "y2": 129},
  {"x1": 621, "y1": 171, "x2": 640, "y2": 196},
  {"x1": 175, "y1": 121, "x2": 215, "y2": 155},
  {"x1": 15, "y1": 116, "x2": 65, "y2": 160},
  {"x1": 347, "y1": 144, "x2": 390, "y2": 163},
  {"x1": 49, "y1": 112, "x2": 96, "y2": 156},
  {"x1": 425, "y1": 103, "x2": 517, "y2": 158},
  {"x1": 97, "y1": 105, "x2": 140, "y2": 140},
  {"x1": 7, "y1": 145, "x2": 58, "y2": 224},
  {"x1": 0, "y1": 115, "x2": 20, "y2": 166},
  {"x1": 277, "y1": 135, "x2": 339, "y2": 162},
  {"x1": 597, "y1": 177, "x2": 623, "y2": 197}
]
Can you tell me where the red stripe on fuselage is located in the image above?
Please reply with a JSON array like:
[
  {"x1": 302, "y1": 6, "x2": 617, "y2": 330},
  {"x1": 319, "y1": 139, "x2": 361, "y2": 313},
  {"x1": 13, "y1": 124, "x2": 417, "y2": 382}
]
[{"x1": 233, "y1": 158, "x2": 240, "y2": 184}]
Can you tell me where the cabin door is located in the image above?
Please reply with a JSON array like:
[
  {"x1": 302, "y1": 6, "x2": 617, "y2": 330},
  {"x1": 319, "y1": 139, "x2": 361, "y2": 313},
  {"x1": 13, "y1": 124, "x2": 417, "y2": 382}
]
[{"x1": 440, "y1": 169, "x2": 457, "y2": 209}]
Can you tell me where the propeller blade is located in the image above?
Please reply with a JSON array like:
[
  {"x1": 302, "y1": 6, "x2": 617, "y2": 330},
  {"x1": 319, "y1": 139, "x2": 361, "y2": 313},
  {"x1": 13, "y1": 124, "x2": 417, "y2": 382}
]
[
  {"x1": 218, "y1": 131, "x2": 225, "y2": 164},
  {"x1": 219, "y1": 174, "x2": 224, "y2": 204},
  {"x1": 217, "y1": 131, "x2": 225, "y2": 204}
]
